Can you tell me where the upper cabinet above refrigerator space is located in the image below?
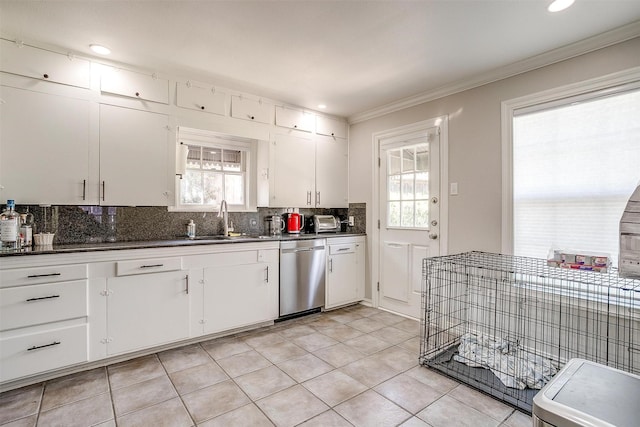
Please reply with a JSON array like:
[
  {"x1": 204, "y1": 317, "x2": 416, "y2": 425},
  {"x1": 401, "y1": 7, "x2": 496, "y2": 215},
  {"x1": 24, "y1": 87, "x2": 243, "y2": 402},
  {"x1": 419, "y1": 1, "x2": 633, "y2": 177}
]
[{"x1": 316, "y1": 115, "x2": 348, "y2": 139}]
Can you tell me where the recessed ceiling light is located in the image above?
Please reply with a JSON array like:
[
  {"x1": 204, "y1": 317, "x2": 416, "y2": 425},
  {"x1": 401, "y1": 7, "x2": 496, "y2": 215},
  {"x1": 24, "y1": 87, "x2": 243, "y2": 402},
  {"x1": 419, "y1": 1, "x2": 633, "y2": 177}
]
[
  {"x1": 548, "y1": 0, "x2": 575, "y2": 12},
  {"x1": 90, "y1": 44, "x2": 111, "y2": 55},
  {"x1": 318, "y1": 104, "x2": 327, "y2": 109}
]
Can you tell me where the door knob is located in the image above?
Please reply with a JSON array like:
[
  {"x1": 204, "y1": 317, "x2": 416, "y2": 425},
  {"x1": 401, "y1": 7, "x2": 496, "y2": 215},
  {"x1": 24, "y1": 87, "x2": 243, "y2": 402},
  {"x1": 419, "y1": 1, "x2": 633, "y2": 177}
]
[{"x1": 429, "y1": 233, "x2": 438, "y2": 240}]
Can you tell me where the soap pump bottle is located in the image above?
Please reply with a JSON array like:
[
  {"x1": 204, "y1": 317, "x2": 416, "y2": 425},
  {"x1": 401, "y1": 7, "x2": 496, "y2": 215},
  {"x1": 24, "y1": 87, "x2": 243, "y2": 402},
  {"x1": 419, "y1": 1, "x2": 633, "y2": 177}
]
[{"x1": 187, "y1": 220, "x2": 196, "y2": 239}]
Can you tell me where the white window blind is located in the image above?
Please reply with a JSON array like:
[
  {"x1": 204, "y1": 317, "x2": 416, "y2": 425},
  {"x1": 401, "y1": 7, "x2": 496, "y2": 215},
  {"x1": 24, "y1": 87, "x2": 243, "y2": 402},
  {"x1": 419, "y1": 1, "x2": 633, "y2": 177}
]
[{"x1": 513, "y1": 87, "x2": 640, "y2": 264}]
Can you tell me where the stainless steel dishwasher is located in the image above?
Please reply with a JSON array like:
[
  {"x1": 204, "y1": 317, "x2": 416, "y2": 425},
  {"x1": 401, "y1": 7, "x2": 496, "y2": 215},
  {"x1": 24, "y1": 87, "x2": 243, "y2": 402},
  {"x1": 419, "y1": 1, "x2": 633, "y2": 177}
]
[{"x1": 279, "y1": 239, "x2": 326, "y2": 317}]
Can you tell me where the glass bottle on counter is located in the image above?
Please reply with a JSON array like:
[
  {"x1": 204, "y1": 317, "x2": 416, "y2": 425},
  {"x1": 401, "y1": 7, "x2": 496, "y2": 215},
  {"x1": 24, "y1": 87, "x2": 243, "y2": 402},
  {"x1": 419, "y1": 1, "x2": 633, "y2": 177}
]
[{"x1": 0, "y1": 199, "x2": 20, "y2": 249}]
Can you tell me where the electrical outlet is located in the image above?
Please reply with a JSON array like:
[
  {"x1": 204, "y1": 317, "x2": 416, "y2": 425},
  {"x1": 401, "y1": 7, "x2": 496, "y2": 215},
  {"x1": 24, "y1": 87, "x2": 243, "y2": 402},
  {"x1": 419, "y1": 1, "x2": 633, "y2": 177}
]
[
  {"x1": 249, "y1": 218, "x2": 258, "y2": 229},
  {"x1": 348, "y1": 216, "x2": 355, "y2": 226}
]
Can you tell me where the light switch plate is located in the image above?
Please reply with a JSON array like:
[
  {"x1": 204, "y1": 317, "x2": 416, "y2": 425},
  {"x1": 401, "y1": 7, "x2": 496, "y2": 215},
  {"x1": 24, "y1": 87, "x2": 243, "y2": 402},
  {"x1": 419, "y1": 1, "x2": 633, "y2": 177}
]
[
  {"x1": 450, "y1": 182, "x2": 459, "y2": 195},
  {"x1": 348, "y1": 216, "x2": 355, "y2": 226}
]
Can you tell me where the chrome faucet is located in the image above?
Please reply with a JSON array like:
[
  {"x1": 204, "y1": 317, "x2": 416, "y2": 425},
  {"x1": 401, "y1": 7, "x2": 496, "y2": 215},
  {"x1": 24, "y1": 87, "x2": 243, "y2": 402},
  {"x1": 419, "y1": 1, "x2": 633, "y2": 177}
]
[{"x1": 217, "y1": 200, "x2": 229, "y2": 236}]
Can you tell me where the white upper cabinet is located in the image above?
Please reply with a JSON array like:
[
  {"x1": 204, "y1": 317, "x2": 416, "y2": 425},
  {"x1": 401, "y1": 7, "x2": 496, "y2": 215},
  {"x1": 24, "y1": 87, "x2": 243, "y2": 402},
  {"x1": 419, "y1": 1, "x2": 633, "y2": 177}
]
[
  {"x1": 176, "y1": 82, "x2": 226, "y2": 115},
  {"x1": 315, "y1": 135, "x2": 349, "y2": 208},
  {"x1": 275, "y1": 106, "x2": 314, "y2": 132},
  {"x1": 0, "y1": 86, "x2": 90, "y2": 205},
  {"x1": 269, "y1": 133, "x2": 316, "y2": 207},
  {"x1": 231, "y1": 95, "x2": 273, "y2": 124},
  {"x1": 316, "y1": 115, "x2": 348, "y2": 139},
  {"x1": 0, "y1": 39, "x2": 91, "y2": 89},
  {"x1": 99, "y1": 104, "x2": 171, "y2": 206},
  {"x1": 100, "y1": 67, "x2": 169, "y2": 104}
]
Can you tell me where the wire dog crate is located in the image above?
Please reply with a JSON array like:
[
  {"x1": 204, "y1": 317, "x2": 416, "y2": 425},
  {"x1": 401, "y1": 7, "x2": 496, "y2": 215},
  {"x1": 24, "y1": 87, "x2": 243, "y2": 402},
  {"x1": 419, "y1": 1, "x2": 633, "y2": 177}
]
[{"x1": 420, "y1": 251, "x2": 640, "y2": 413}]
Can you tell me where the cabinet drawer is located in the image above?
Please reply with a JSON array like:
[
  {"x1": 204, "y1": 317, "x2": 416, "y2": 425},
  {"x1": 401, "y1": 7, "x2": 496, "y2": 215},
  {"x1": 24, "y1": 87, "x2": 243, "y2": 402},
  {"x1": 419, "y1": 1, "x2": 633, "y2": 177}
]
[
  {"x1": 0, "y1": 39, "x2": 91, "y2": 89},
  {"x1": 0, "y1": 264, "x2": 88, "y2": 288},
  {"x1": 316, "y1": 115, "x2": 347, "y2": 139},
  {"x1": 275, "y1": 106, "x2": 314, "y2": 132},
  {"x1": 0, "y1": 324, "x2": 88, "y2": 383},
  {"x1": 329, "y1": 243, "x2": 356, "y2": 255},
  {"x1": 0, "y1": 280, "x2": 88, "y2": 331},
  {"x1": 176, "y1": 82, "x2": 226, "y2": 115},
  {"x1": 101, "y1": 67, "x2": 169, "y2": 104},
  {"x1": 116, "y1": 257, "x2": 182, "y2": 276},
  {"x1": 231, "y1": 95, "x2": 273, "y2": 124}
]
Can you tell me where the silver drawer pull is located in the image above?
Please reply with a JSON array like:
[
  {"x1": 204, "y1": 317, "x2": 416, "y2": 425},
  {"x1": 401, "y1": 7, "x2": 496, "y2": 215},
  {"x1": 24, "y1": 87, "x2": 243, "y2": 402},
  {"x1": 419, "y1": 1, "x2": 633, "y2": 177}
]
[
  {"x1": 26, "y1": 295, "x2": 60, "y2": 302},
  {"x1": 27, "y1": 273, "x2": 61, "y2": 278},
  {"x1": 27, "y1": 341, "x2": 61, "y2": 351},
  {"x1": 140, "y1": 264, "x2": 164, "y2": 269},
  {"x1": 337, "y1": 248, "x2": 350, "y2": 252}
]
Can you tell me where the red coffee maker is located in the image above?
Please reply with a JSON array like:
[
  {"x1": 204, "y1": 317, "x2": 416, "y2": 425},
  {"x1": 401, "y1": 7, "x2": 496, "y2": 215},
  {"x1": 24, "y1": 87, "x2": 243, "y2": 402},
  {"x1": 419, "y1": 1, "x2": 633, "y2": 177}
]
[{"x1": 285, "y1": 212, "x2": 304, "y2": 234}]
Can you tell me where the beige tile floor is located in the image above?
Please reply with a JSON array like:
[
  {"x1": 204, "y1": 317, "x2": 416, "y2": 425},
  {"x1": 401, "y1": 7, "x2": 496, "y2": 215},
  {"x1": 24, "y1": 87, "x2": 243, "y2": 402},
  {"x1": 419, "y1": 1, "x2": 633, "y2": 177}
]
[{"x1": 0, "y1": 305, "x2": 532, "y2": 427}]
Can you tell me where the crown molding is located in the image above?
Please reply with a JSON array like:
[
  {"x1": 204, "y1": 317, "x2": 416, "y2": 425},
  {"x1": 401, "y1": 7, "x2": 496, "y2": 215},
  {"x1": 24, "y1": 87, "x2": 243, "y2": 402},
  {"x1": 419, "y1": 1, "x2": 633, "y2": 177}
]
[{"x1": 348, "y1": 20, "x2": 640, "y2": 124}]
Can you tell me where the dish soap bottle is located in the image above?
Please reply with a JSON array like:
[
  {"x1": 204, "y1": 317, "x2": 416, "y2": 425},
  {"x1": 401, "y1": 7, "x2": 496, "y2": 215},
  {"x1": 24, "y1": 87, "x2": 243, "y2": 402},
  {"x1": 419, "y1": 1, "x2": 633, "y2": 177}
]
[{"x1": 1, "y1": 200, "x2": 20, "y2": 249}]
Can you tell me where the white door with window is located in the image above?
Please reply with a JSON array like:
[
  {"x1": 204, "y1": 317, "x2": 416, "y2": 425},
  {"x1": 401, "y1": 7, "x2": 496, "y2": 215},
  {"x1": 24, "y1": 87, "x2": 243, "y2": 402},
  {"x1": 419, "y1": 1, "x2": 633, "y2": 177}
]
[{"x1": 378, "y1": 126, "x2": 441, "y2": 319}]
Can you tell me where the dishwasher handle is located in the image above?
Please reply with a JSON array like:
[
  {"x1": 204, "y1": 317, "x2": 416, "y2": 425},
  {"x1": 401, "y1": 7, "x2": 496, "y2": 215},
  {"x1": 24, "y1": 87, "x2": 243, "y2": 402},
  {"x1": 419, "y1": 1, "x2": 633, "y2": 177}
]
[{"x1": 281, "y1": 246, "x2": 325, "y2": 254}]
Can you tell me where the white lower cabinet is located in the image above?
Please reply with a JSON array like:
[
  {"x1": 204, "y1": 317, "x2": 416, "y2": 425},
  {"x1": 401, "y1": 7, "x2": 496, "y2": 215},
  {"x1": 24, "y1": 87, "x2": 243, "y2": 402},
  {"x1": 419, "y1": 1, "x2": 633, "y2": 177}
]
[
  {"x1": 187, "y1": 247, "x2": 279, "y2": 336},
  {"x1": 326, "y1": 236, "x2": 366, "y2": 309},
  {"x1": 105, "y1": 270, "x2": 190, "y2": 356}
]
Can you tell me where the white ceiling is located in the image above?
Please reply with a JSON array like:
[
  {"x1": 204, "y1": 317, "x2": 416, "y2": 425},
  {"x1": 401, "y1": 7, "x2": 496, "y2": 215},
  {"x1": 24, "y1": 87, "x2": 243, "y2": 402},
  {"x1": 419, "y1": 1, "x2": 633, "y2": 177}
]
[{"x1": 1, "y1": 1, "x2": 639, "y2": 119}]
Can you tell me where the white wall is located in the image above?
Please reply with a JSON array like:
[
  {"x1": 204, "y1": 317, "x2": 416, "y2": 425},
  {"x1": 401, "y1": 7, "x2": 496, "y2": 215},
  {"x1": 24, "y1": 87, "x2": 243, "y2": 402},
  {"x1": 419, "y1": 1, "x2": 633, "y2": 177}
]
[{"x1": 350, "y1": 37, "x2": 640, "y2": 262}]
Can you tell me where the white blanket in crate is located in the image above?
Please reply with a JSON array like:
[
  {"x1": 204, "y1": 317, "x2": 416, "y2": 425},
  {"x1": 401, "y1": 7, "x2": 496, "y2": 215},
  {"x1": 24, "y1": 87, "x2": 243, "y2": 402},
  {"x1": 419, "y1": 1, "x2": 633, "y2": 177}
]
[{"x1": 454, "y1": 333, "x2": 557, "y2": 390}]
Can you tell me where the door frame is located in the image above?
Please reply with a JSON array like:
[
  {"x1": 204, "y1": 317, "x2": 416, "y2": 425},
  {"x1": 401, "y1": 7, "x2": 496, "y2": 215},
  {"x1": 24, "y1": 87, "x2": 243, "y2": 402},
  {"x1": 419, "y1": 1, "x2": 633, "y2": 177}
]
[{"x1": 371, "y1": 116, "x2": 449, "y2": 310}]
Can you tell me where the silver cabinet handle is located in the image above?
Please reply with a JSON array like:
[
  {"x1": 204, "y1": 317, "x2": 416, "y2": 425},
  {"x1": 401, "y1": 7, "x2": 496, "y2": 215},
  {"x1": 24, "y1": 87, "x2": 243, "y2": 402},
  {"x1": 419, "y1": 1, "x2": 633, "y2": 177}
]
[
  {"x1": 306, "y1": 191, "x2": 312, "y2": 205},
  {"x1": 185, "y1": 275, "x2": 189, "y2": 294},
  {"x1": 265, "y1": 266, "x2": 269, "y2": 282},
  {"x1": 26, "y1": 295, "x2": 60, "y2": 302},
  {"x1": 316, "y1": 191, "x2": 320, "y2": 206},
  {"x1": 82, "y1": 179, "x2": 86, "y2": 201},
  {"x1": 337, "y1": 247, "x2": 349, "y2": 252},
  {"x1": 329, "y1": 258, "x2": 333, "y2": 273},
  {"x1": 27, "y1": 341, "x2": 61, "y2": 351},
  {"x1": 102, "y1": 181, "x2": 106, "y2": 201}
]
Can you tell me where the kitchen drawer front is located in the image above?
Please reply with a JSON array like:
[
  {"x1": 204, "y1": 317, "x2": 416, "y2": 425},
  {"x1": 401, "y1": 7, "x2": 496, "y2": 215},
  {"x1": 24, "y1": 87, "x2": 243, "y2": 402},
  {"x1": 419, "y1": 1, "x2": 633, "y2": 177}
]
[
  {"x1": 176, "y1": 82, "x2": 226, "y2": 115},
  {"x1": 275, "y1": 106, "x2": 314, "y2": 132},
  {"x1": 0, "y1": 324, "x2": 88, "y2": 383},
  {"x1": 0, "y1": 39, "x2": 91, "y2": 89},
  {"x1": 0, "y1": 264, "x2": 88, "y2": 288},
  {"x1": 116, "y1": 257, "x2": 182, "y2": 276},
  {"x1": 101, "y1": 67, "x2": 169, "y2": 104},
  {"x1": 0, "y1": 280, "x2": 88, "y2": 331},
  {"x1": 329, "y1": 243, "x2": 356, "y2": 255},
  {"x1": 231, "y1": 95, "x2": 273, "y2": 124},
  {"x1": 316, "y1": 115, "x2": 347, "y2": 139}
]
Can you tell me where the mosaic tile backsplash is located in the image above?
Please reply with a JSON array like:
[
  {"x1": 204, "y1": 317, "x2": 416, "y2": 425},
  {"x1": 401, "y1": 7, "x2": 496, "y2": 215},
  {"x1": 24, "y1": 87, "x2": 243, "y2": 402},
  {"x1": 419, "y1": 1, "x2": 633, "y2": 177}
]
[{"x1": 12, "y1": 204, "x2": 366, "y2": 244}]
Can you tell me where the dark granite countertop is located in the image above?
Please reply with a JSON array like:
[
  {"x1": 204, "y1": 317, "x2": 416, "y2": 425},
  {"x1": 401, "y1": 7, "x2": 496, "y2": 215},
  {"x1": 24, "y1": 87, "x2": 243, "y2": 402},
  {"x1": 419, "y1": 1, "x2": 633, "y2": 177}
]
[{"x1": 0, "y1": 232, "x2": 366, "y2": 257}]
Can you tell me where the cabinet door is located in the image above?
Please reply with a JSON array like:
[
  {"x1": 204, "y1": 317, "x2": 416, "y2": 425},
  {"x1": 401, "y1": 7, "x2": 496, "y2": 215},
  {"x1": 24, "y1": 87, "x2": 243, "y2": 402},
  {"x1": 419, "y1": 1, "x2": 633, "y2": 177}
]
[
  {"x1": 355, "y1": 239, "x2": 366, "y2": 300},
  {"x1": 315, "y1": 135, "x2": 348, "y2": 208},
  {"x1": 0, "y1": 86, "x2": 90, "y2": 204},
  {"x1": 176, "y1": 82, "x2": 226, "y2": 116},
  {"x1": 316, "y1": 116, "x2": 347, "y2": 139},
  {"x1": 326, "y1": 250, "x2": 358, "y2": 309},
  {"x1": 203, "y1": 262, "x2": 277, "y2": 334},
  {"x1": 275, "y1": 106, "x2": 314, "y2": 132},
  {"x1": 269, "y1": 134, "x2": 315, "y2": 207},
  {"x1": 0, "y1": 39, "x2": 91, "y2": 88},
  {"x1": 106, "y1": 270, "x2": 189, "y2": 355},
  {"x1": 231, "y1": 95, "x2": 273, "y2": 124},
  {"x1": 100, "y1": 67, "x2": 169, "y2": 104},
  {"x1": 99, "y1": 104, "x2": 170, "y2": 206}
]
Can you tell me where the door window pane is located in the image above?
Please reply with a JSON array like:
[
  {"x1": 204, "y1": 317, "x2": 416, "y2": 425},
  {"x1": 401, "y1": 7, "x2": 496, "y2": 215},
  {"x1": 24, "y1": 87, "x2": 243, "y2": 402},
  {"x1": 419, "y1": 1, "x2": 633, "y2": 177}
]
[{"x1": 386, "y1": 143, "x2": 430, "y2": 229}]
